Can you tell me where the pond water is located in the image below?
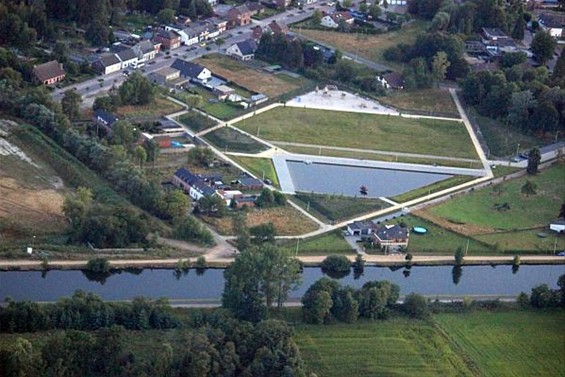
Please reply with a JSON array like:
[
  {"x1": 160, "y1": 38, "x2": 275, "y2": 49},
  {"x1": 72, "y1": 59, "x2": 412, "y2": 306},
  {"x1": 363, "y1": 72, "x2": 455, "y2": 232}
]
[
  {"x1": 1, "y1": 265, "x2": 563, "y2": 302},
  {"x1": 286, "y1": 161, "x2": 453, "y2": 198}
]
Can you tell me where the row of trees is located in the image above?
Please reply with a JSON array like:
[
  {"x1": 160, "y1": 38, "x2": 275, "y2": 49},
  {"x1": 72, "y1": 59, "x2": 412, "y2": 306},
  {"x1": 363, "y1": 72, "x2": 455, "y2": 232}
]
[{"x1": 518, "y1": 274, "x2": 565, "y2": 309}]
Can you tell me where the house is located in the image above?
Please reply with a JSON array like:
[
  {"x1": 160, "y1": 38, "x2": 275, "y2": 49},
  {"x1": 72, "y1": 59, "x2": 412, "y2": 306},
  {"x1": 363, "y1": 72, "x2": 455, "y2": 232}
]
[
  {"x1": 33, "y1": 60, "x2": 65, "y2": 85},
  {"x1": 92, "y1": 53, "x2": 122, "y2": 75},
  {"x1": 213, "y1": 85, "x2": 235, "y2": 100},
  {"x1": 93, "y1": 109, "x2": 119, "y2": 133},
  {"x1": 377, "y1": 72, "x2": 404, "y2": 90},
  {"x1": 245, "y1": 2, "x2": 265, "y2": 15},
  {"x1": 132, "y1": 40, "x2": 158, "y2": 62},
  {"x1": 228, "y1": 5, "x2": 252, "y2": 28},
  {"x1": 154, "y1": 29, "x2": 181, "y2": 50},
  {"x1": 264, "y1": 0, "x2": 292, "y2": 9},
  {"x1": 208, "y1": 18, "x2": 228, "y2": 34},
  {"x1": 267, "y1": 20, "x2": 288, "y2": 35},
  {"x1": 251, "y1": 25, "x2": 264, "y2": 41},
  {"x1": 232, "y1": 195, "x2": 258, "y2": 208},
  {"x1": 171, "y1": 59, "x2": 212, "y2": 84},
  {"x1": 248, "y1": 93, "x2": 268, "y2": 106},
  {"x1": 172, "y1": 167, "x2": 221, "y2": 201},
  {"x1": 231, "y1": 177, "x2": 264, "y2": 190},
  {"x1": 226, "y1": 39, "x2": 256, "y2": 61},
  {"x1": 320, "y1": 11, "x2": 354, "y2": 28},
  {"x1": 346, "y1": 220, "x2": 376, "y2": 236},
  {"x1": 538, "y1": 13, "x2": 565, "y2": 38},
  {"x1": 168, "y1": 26, "x2": 199, "y2": 46},
  {"x1": 550, "y1": 218, "x2": 565, "y2": 233},
  {"x1": 148, "y1": 67, "x2": 181, "y2": 85},
  {"x1": 482, "y1": 27, "x2": 509, "y2": 42},
  {"x1": 371, "y1": 224, "x2": 409, "y2": 247},
  {"x1": 115, "y1": 48, "x2": 138, "y2": 69}
]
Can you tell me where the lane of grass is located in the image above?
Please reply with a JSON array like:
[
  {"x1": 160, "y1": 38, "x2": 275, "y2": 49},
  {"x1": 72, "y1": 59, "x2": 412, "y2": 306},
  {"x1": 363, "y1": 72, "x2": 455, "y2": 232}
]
[
  {"x1": 176, "y1": 111, "x2": 217, "y2": 132},
  {"x1": 279, "y1": 230, "x2": 355, "y2": 256},
  {"x1": 204, "y1": 127, "x2": 268, "y2": 154},
  {"x1": 391, "y1": 176, "x2": 476, "y2": 204},
  {"x1": 235, "y1": 107, "x2": 477, "y2": 159},
  {"x1": 377, "y1": 88, "x2": 459, "y2": 115},
  {"x1": 229, "y1": 156, "x2": 280, "y2": 187},
  {"x1": 435, "y1": 310, "x2": 565, "y2": 377}
]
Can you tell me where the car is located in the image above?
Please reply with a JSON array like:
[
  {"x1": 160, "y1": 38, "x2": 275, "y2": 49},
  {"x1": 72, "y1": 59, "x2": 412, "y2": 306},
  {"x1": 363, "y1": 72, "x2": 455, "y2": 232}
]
[
  {"x1": 557, "y1": 251, "x2": 565, "y2": 257},
  {"x1": 123, "y1": 70, "x2": 130, "y2": 76},
  {"x1": 199, "y1": 42, "x2": 206, "y2": 47},
  {"x1": 148, "y1": 60, "x2": 156, "y2": 65},
  {"x1": 519, "y1": 152, "x2": 529, "y2": 159},
  {"x1": 264, "y1": 179, "x2": 272, "y2": 185},
  {"x1": 328, "y1": 1, "x2": 335, "y2": 5}
]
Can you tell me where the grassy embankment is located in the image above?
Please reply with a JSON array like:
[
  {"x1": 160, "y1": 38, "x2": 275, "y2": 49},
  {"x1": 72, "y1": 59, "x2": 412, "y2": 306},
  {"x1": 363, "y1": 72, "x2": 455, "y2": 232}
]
[
  {"x1": 235, "y1": 107, "x2": 478, "y2": 159},
  {"x1": 292, "y1": 193, "x2": 390, "y2": 223},
  {"x1": 229, "y1": 156, "x2": 280, "y2": 187}
]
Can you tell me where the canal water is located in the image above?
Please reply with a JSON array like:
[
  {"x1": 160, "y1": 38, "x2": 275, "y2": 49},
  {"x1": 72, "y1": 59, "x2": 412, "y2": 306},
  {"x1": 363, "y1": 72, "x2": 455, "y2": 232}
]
[
  {"x1": 286, "y1": 161, "x2": 453, "y2": 198},
  {"x1": 1, "y1": 265, "x2": 563, "y2": 302}
]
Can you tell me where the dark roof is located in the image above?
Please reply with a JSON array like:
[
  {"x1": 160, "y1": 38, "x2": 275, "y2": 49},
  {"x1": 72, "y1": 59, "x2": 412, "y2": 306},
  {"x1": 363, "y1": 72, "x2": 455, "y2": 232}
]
[
  {"x1": 268, "y1": 20, "x2": 287, "y2": 34},
  {"x1": 539, "y1": 13, "x2": 565, "y2": 28},
  {"x1": 348, "y1": 220, "x2": 376, "y2": 231},
  {"x1": 552, "y1": 218, "x2": 565, "y2": 225},
  {"x1": 174, "y1": 168, "x2": 217, "y2": 197},
  {"x1": 246, "y1": 2, "x2": 264, "y2": 12},
  {"x1": 235, "y1": 4, "x2": 251, "y2": 13},
  {"x1": 156, "y1": 30, "x2": 179, "y2": 40},
  {"x1": 382, "y1": 72, "x2": 404, "y2": 89},
  {"x1": 237, "y1": 177, "x2": 263, "y2": 187},
  {"x1": 171, "y1": 59, "x2": 206, "y2": 78},
  {"x1": 33, "y1": 60, "x2": 65, "y2": 82},
  {"x1": 482, "y1": 27, "x2": 509, "y2": 39},
  {"x1": 116, "y1": 48, "x2": 137, "y2": 62},
  {"x1": 97, "y1": 53, "x2": 121, "y2": 67},
  {"x1": 93, "y1": 109, "x2": 118, "y2": 127},
  {"x1": 375, "y1": 224, "x2": 408, "y2": 241},
  {"x1": 237, "y1": 40, "x2": 256, "y2": 56}
]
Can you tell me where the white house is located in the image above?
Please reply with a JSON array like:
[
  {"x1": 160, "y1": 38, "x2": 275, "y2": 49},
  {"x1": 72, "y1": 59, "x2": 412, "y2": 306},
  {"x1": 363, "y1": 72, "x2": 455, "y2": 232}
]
[
  {"x1": 132, "y1": 40, "x2": 158, "y2": 62},
  {"x1": 538, "y1": 13, "x2": 564, "y2": 38},
  {"x1": 226, "y1": 40, "x2": 256, "y2": 61},
  {"x1": 116, "y1": 48, "x2": 138, "y2": 69},
  {"x1": 92, "y1": 53, "x2": 122, "y2": 75},
  {"x1": 550, "y1": 218, "x2": 565, "y2": 233},
  {"x1": 320, "y1": 12, "x2": 354, "y2": 29},
  {"x1": 171, "y1": 59, "x2": 212, "y2": 84}
]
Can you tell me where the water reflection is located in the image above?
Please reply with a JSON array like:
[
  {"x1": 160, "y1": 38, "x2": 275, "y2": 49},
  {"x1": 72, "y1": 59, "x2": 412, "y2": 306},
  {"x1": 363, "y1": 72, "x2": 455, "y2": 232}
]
[{"x1": 452, "y1": 266, "x2": 463, "y2": 285}]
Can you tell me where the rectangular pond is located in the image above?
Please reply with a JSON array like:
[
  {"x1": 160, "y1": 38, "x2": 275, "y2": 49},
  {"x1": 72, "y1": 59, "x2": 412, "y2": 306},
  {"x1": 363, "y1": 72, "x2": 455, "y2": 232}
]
[{"x1": 286, "y1": 161, "x2": 453, "y2": 198}]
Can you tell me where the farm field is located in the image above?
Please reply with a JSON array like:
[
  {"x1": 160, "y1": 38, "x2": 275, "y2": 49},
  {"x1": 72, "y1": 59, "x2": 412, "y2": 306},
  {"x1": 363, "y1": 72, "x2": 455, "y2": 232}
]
[
  {"x1": 296, "y1": 21, "x2": 427, "y2": 69},
  {"x1": 195, "y1": 54, "x2": 309, "y2": 98},
  {"x1": 279, "y1": 230, "x2": 355, "y2": 256},
  {"x1": 295, "y1": 318, "x2": 473, "y2": 377},
  {"x1": 435, "y1": 310, "x2": 565, "y2": 377},
  {"x1": 200, "y1": 205, "x2": 319, "y2": 236},
  {"x1": 235, "y1": 107, "x2": 478, "y2": 159},
  {"x1": 229, "y1": 156, "x2": 280, "y2": 187},
  {"x1": 292, "y1": 193, "x2": 390, "y2": 223},
  {"x1": 377, "y1": 88, "x2": 459, "y2": 115}
]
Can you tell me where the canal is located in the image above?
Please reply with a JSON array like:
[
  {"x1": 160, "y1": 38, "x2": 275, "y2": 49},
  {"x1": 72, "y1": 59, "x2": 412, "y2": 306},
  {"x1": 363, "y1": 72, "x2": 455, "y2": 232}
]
[{"x1": 1, "y1": 265, "x2": 564, "y2": 302}]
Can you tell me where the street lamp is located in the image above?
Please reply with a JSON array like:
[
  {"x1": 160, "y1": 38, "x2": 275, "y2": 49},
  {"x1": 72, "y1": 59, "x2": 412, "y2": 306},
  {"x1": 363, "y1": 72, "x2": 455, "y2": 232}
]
[{"x1": 515, "y1": 143, "x2": 520, "y2": 156}]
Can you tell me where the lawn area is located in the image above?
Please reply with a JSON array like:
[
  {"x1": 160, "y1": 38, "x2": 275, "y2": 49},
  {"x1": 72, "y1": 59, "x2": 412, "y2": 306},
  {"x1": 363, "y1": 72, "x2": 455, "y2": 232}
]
[
  {"x1": 293, "y1": 193, "x2": 391, "y2": 223},
  {"x1": 115, "y1": 96, "x2": 184, "y2": 118},
  {"x1": 391, "y1": 176, "x2": 476, "y2": 204},
  {"x1": 435, "y1": 310, "x2": 565, "y2": 377},
  {"x1": 200, "y1": 205, "x2": 320, "y2": 236},
  {"x1": 204, "y1": 127, "x2": 269, "y2": 154},
  {"x1": 377, "y1": 215, "x2": 493, "y2": 255},
  {"x1": 279, "y1": 230, "x2": 355, "y2": 256},
  {"x1": 423, "y1": 163, "x2": 565, "y2": 232},
  {"x1": 180, "y1": 87, "x2": 244, "y2": 120},
  {"x1": 195, "y1": 54, "x2": 309, "y2": 97},
  {"x1": 295, "y1": 318, "x2": 473, "y2": 377},
  {"x1": 296, "y1": 21, "x2": 428, "y2": 69},
  {"x1": 229, "y1": 156, "x2": 280, "y2": 187},
  {"x1": 235, "y1": 107, "x2": 478, "y2": 159},
  {"x1": 176, "y1": 111, "x2": 217, "y2": 132},
  {"x1": 378, "y1": 88, "x2": 459, "y2": 116}
]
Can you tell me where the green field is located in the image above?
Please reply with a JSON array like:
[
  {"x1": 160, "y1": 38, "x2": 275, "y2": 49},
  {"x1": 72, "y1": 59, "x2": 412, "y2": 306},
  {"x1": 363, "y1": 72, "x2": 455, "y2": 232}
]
[
  {"x1": 229, "y1": 156, "x2": 280, "y2": 187},
  {"x1": 235, "y1": 107, "x2": 478, "y2": 159},
  {"x1": 295, "y1": 318, "x2": 473, "y2": 377},
  {"x1": 426, "y1": 163, "x2": 565, "y2": 231},
  {"x1": 176, "y1": 111, "x2": 217, "y2": 132},
  {"x1": 435, "y1": 310, "x2": 565, "y2": 377},
  {"x1": 379, "y1": 215, "x2": 493, "y2": 255},
  {"x1": 204, "y1": 127, "x2": 268, "y2": 154},
  {"x1": 280, "y1": 230, "x2": 354, "y2": 256},
  {"x1": 391, "y1": 176, "x2": 476, "y2": 204},
  {"x1": 293, "y1": 193, "x2": 390, "y2": 222}
]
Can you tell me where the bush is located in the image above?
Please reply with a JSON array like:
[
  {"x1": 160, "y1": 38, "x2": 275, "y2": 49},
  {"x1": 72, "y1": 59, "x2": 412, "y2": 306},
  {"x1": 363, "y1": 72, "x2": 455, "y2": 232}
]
[
  {"x1": 403, "y1": 293, "x2": 429, "y2": 319},
  {"x1": 85, "y1": 258, "x2": 111, "y2": 274},
  {"x1": 321, "y1": 255, "x2": 351, "y2": 278}
]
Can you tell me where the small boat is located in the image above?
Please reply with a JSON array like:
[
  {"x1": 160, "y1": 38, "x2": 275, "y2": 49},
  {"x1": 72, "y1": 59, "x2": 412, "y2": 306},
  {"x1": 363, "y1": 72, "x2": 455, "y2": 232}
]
[{"x1": 360, "y1": 185, "x2": 368, "y2": 195}]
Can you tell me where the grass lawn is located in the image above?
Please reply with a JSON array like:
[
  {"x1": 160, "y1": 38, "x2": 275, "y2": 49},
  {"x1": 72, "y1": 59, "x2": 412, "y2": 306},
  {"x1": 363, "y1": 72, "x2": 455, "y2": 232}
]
[
  {"x1": 235, "y1": 107, "x2": 478, "y2": 159},
  {"x1": 204, "y1": 127, "x2": 269, "y2": 154},
  {"x1": 279, "y1": 230, "x2": 355, "y2": 256},
  {"x1": 176, "y1": 111, "x2": 217, "y2": 132},
  {"x1": 377, "y1": 88, "x2": 459, "y2": 115},
  {"x1": 182, "y1": 87, "x2": 244, "y2": 120},
  {"x1": 391, "y1": 176, "x2": 476, "y2": 204},
  {"x1": 293, "y1": 193, "x2": 391, "y2": 223},
  {"x1": 435, "y1": 310, "x2": 565, "y2": 377},
  {"x1": 196, "y1": 54, "x2": 309, "y2": 98},
  {"x1": 377, "y1": 215, "x2": 493, "y2": 255},
  {"x1": 116, "y1": 96, "x2": 184, "y2": 118},
  {"x1": 229, "y1": 156, "x2": 280, "y2": 187},
  {"x1": 200, "y1": 205, "x2": 320, "y2": 236},
  {"x1": 296, "y1": 21, "x2": 428, "y2": 69},
  {"x1": 424, "y1": 163, "x2": 565, "y2": 232},
  {"x1": 473, "y1": 229, "x2": 564, "y2": 254},
  {"x1": 295, "y1": 318, "x2": 473, "y2": 377}
]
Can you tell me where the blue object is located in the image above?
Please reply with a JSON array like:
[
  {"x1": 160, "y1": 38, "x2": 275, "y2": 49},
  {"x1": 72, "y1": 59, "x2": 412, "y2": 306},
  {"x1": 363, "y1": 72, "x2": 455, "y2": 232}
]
[
  {"x1": 413, "y1": 227, "x2": 427, "y2": 234},
  {"x1": 171, "y1": 141, "x2": 183, "y2": 148}
]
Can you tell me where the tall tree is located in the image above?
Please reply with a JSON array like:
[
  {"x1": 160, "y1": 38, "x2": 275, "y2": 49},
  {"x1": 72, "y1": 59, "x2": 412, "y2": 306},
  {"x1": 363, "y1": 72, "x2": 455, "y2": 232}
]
[
  {"x1": 527, "y1": 147, "x2": 541, "y2": 175},
  {"x1": 431, "y1": 51, "x2": 451, "y2": 82},
  {"x1": 61, "y1": 90, "x2": 82, "y2": 120},
  {"x1": 531, "y1": 30, "x2": 556, "y2": 65}
]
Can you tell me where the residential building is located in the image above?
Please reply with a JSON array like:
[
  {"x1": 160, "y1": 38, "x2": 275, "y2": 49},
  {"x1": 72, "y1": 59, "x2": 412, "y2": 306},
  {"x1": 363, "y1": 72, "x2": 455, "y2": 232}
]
[
  {"x1": 172, "y1": 167, "x2": 221, "y2": 201},
  {"x1": 321, "y1": 11, "x2": 354, "y2": 28},
  {"x1": 132, "y1": 40, "x2": 158, "y2": 62},
  {"x1": 245, "y1": 2, "x2": 265, "y2": 15},
  {"x1": 226, "y1": 39, "x2": 256, "y2": 61},
  {"x1": 371, "y1": 224, "x2": 409, "y2": 247},
  {"x1": 148, "y1": 67, "x2": 181, "y2": 85},
  {"x1": 167, "y1": 26, "x2": 199, "y2": 46},
  {"x1": 208, "y1": 17, "x2": 228, "y2": 33},
  {"x1": 213, "y1": 84, "x2": 235, "y2": 100},
  {"x1": 171, "y1": 59, "x2": 212, "y2": 83},
  {"x1": 248, "y1": 93, "x2": 269, "y2": 106},
  {"x1": 33, "y1": 60, "x2": 65, "y2": 85},
  {"x1": 154, "y1": 29, "x2": 181, "y2": 50},
  {"x1": 232, "y1": 195, "x2": 257, "y2": 208},
  {"x1": 377, "y1": 72, "x2": 404, "y2": 90},
  {"x1": 93, "y1": 109, "x2": 119, "y2": 134},
  {"x1": 346, "y1": 220, "x2": 376, "y2": 236},
  {"x1": 267, "y1": 20, "x2": 288, "y2": 35},
  {"x1": 92, "y1": 53, "x2": 122, "y2": 74},
  {"x1": 231, "y1": 176, "x2": 264, "y2": 190},
  {"x1": 550, "y1": 218, "x2": 565, "y2": 233},
  {"x1": 115, "y1": 48, "x2": 138, "y2": 69},
  {"x1": 538, "y1": 13, "x2": 565, "y2": 38},
  {"x1": 228, "y1": 5, "x2": 252, "y2": 28}
]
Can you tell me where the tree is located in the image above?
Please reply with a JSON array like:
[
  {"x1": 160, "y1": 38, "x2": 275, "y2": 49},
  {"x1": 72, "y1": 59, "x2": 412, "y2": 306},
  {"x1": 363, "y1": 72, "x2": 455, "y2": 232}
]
[
  {"x1": 312, "y1": 9, "x2": 322, "y2": 25},
  {"x1": 222, "y1": 245, "x2": 301, "y2": 321},
  {"x1": 161, "y1": 189, "x2": 190, "y2": 220},
  {"x1": 527, "y1": 147, "x2": 541, "y2": 175},
  {"x1": 185, "y1": 94, "x2": 203, "y2": 109},
  {"x1": 557, "y1": 274, "x2": 565, "y2": 306},
  {"x1": 86, "y1": 20, "x2": 109, "y2": 46},
  {"x1": 454, "y1": 246, "x2": 464, "y2": 266},
  {"x1": 232, "y1": 212, "x2": 251, "y2": 252},
  {"x1": 511, "y1": 10, "x2": 525, "y2": 40},
  {"x1": 255, "y1": 188, "x2": 275, "y2": 208},
  {"x1": 134, "y1": 144, "x2": 147, "y2": 168},
  {"x1": 431, "y1": 51, "x2": 450, "y2": 82},
  {"x1": 531, "y1": 30, "x2": 556, "y2": 65},
  {"x1": 197, "y1": 195, "x2": 227, "y2": 217},
  {"x1": 63, "y1": 187, "x2": 93, "y2": 226},
  {"x1": 302, "y1": 289, "x2": 333, "y2": 324},
  {"x1": 430, "y1": 11, "x2": 450, "y2": 32},
  {"x1": 187, "y1": 146, "x2": 214, "y2": 167},
  {"x1": 118, "y1": 72, "x2": 155, "y2": 105},
  {"x1": 157, "y1": 8, "x2": 176, "y2": 24},
  {"x1": 402, "y1": 293, "x2": 429, "y2": 319},
  {"x1": 521, "y1": 180, "x2": 537, "y2": 197},
  {"x1": 530, "y1": 284, "x2": 557, "y2": 308},
  {"x1": 321, "y1": 255, "x2": 351, "y2": 279},
  {"x1": 172, "y1": 215, "x2": 215, "y2": 246},
  {"x1": 368, "y1": 4, "x2": 382, "y2": 19},
  {"x1": 250, "y1": 222, "x2": 276, "y2": 244},
  {"x1": 356, "y1": 280, "x2": 399, "y2": 319},
  {"x1": 61, "y1": 90, "x2": 82, "y2": 120}
]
